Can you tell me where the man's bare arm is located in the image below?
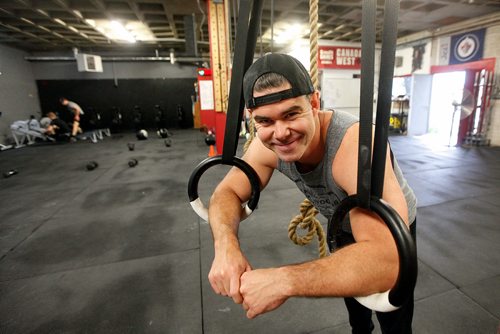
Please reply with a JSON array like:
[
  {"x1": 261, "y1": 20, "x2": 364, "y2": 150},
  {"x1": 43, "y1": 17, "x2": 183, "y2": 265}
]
[
  {"x1": 240, "y1": 124, "x2": 410, "y2": 318},
  {"x1": 207, "y1": 137, "x2": 277, "y2": 303}
]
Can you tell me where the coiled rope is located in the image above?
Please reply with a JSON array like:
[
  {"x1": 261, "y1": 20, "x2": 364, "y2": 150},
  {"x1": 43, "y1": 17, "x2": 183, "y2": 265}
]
[{"x1": 288, "y1": 198, "x2": 327, "y2": 257}]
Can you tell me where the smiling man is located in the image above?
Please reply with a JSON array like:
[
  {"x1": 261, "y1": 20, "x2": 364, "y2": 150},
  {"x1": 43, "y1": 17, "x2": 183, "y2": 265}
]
[{"x1": 207, "y1": 53, "x2": 417, "y2": 333}]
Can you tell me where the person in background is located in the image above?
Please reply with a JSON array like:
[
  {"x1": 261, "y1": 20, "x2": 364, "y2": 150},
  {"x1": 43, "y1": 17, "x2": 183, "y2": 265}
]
[
  {"x1": 59, "y1": 97, "x2": 84, "y2": 139},
  {"x1": 45, "y1": 111, "x2": 71, "y2": 141}
]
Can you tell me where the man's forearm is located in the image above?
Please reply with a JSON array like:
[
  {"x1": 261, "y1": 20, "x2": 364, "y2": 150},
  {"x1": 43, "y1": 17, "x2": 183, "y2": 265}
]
[
  {"x1": 279, "y1": 240, "x2": 399, "y2": 298},
  {"x1": 208, "y1": 187, "x2": 244, "y2": 248}
]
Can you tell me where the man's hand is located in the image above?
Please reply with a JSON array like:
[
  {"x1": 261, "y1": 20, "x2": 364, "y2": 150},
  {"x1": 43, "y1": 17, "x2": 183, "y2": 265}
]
[
  {"x1": 208, "y1": 243, "x2": 251, "y2": 304},
  {"x1": 240, "y1": 268, "x2": 289, "y2": 319}
]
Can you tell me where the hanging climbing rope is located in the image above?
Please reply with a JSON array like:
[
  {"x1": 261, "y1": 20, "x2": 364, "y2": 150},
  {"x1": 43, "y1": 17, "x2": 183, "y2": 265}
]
[
  {"x1": 242, "y1": 0, "x2": 326, "y2": 258},
  {"x1": 286, "y1": 0, "x2": 328, "y2": 259}
]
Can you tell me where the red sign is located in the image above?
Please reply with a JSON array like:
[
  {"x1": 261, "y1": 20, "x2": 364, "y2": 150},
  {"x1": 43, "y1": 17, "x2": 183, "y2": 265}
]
[{"x1": 318, "y1": 46, "x2": 362, "y2": 69}]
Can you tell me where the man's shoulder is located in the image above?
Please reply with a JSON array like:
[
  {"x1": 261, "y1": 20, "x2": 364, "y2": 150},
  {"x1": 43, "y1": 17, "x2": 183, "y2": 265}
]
[{"x1": 246, "y1": 138, "x2": 278, "y2": 169}]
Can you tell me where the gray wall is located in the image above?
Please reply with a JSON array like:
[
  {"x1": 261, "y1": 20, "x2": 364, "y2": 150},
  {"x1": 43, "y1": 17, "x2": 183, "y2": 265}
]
[
  {"x1": 0, "y1": 47, "x2": 199, "y2": 145},
  {"x1": 0, "y1": 44, "x2": 41, "y2": 145},
  {"x1": 31, "y1": 57, "x2": 198, "y2": 80}
]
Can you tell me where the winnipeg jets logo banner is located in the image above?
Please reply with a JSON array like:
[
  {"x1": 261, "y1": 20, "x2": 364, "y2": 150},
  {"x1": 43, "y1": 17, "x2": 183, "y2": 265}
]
[{"x1": 450, "y1": 28, "x2": 485, "y2": 65}]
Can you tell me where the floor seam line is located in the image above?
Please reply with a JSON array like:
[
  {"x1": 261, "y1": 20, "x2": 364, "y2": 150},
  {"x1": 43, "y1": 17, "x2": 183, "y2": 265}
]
[{"x1": 0, "y1": 247, "x2": 201, "y2": 284}]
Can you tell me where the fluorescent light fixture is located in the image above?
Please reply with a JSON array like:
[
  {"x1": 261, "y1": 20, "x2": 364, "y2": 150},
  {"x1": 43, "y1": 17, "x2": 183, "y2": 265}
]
[
  {"x1": 85, "y1": 19, "x2": 96, "y2": 27},
  {"x1": 275, "y1": 23, "x2": 307, "y2": 44},
  {"x1": 54, "y1": 18, "x2": 66, "y2": 26},
  {"x1": 89, "y1": 19, "x2": 156, "y2": 43},
  {"x1": 36, "y1": 9, "x2": 49, "y2": 16},
  {"x1": 68, "y1": 26, "x2": 79, "y2": 33},
  {"x1": 20, "y1": 17, "x2": 35, "y2": 25},
  {"x1": 110, "y1": 20, "x2": 136, "y2": 43},
  {"x1": 262, "y1": 21, "x2": 309, "y2": 45},
  {"x1": 73, "y1": 10, "x2": 83, "y2": 19},
  {"x1": 38, "y1": 25, "x2": 51, "y2": 33},
  {"x1": 124, "y1": 21, "x2": 156, "y2": 41}
]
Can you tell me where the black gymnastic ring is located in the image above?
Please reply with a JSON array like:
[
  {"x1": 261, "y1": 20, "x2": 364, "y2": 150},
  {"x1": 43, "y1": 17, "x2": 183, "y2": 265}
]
[
  {"x1": 187, "y1": 155, "x2": 261, "y2": 221},
  {"x1": 327, "y1": 195, "x2": 417, "y2": 309}
]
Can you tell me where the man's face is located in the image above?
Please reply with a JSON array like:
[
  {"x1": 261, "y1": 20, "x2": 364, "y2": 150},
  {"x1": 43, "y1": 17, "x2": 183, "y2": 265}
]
[{"x1": 250, "y1": 83, "x2": 318, "y2": 163}]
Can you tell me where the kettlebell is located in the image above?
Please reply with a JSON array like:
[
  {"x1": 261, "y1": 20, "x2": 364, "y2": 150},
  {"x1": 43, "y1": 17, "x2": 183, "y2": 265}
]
[
  {"x1": 128, "y1": 159, "x2": 138, "y2": 167},
  {"x1": 205, "y1": 134, "x2": 216, "y2": 146},
  {"x1": 3, "y1": 169, "x2": 18, "y2": 178},
  {"x1": 127, "y1": 142, "x2": 135, "y2": 151},
  {"x1": 86, "y1": 161, "x2": 98, "y2": 171},
  {"x1": 164, "y1": 138, "x2": 172, "y2": 147}
]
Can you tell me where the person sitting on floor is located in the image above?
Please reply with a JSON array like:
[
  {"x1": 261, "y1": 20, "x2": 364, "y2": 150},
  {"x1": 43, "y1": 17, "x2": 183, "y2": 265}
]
[
  {"x1": 45, "y1": 111, "x2": 71, "y2": 141},
  {"x1": 10, "y1": 115, "x2": 55, "y2": 146},
  {"x1": 27, "y1": 115, "x2": 46, "y2": 133}
]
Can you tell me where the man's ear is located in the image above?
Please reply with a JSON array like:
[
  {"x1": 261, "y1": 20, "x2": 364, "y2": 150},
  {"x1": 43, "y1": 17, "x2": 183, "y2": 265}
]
[{"x1": 310, "y1": 91, "x2": 320, "y2": 110}]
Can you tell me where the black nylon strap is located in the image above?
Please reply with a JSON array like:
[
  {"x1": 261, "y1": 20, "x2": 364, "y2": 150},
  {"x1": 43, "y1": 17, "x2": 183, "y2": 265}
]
[
  {"x1": 247, "y1": 88, "x2": 295, "y2": 108},
  {"x1": 222, "y1": 0, "x2": 264, "y2": 163},
  {"x1": 357, "y1": 0, "x2": 399, "y2": 205},
  {"x1": 357, "y1": 0, "x2": 376, "y2": 208},
  {"x1": 371, "y1": 0, "x2": 400, "y2": 198}
]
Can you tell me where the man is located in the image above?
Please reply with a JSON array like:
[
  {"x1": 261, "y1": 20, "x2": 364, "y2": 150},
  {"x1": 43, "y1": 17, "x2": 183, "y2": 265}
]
[
  {"x1": 60, "y1": 97, "x2": 84, "y2": 138},
  {"x1": 45, "y1": 111, "x2": 71, "y2": 141},
  {"x1": 207, "y1": 53, "x2": 417, "y2": 333}
]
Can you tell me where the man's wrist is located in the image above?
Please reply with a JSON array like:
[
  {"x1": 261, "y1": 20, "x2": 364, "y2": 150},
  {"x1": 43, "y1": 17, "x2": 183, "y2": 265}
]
[
  {"x1": 276, "y1": 266, "x2": 295, "y2": 298},
  {"x1": 214, "y1": 234, "x2": 240, "y2": 251}
]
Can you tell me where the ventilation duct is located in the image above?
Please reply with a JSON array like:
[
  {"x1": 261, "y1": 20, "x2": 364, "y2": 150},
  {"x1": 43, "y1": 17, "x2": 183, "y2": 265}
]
[{"x1": 184, "y1": 14, "x2": 198, "y2": 57}]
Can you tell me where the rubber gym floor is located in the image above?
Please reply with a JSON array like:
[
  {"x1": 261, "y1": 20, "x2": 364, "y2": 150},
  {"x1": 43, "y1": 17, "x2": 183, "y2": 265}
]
[{"x1": 0, "y1": 129, "x2": 499, "y2": 334}]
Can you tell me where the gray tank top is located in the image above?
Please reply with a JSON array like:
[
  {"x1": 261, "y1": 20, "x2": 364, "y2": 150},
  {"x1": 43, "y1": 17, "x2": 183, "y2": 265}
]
[{"x1": 277, "y1": 110, "x2": 417, "y2": 233}]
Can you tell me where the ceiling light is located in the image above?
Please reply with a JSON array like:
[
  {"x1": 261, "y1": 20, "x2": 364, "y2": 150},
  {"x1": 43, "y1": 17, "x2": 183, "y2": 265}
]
[
  {"x1": 275, "y1": 23, "x2": 308, "y2": 44},
  {"x1": 38, "y1": 26, "x2": 51, "y2": 33},
  {"x1": 73, "y1": 10, "x2": 83, "y2": 19},
  {"x1": 89, "y1": 19, "x2": 156, "y2": 43},
  {"x1": 68, "y1": 26, "x2": 79, "y2": 33},
  {"x1": 54, "y1": 18, "x2": 66, "y2": 26},
  {"x1": 85, "y1": 19, "x2": 96, "y2": 27},
  {"x1": 20, "y1": 17, "x2": 35, "y2": 25},
  {"x1": 110, "y1": 21, "x2": 136, "y2": 43},
  {"x1": 262, "y1": 21, "x2": 309, "y2": 45},
  {"x1": 36, "y1": 9, "x2": 49, "y2": 16},
  {"x1": 124, "y1": 21, "x2": 156, "y2": 41}
]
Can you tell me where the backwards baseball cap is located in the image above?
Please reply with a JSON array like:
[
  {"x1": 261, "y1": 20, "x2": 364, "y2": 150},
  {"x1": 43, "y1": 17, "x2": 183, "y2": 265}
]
[{"x1": 243, "y1": 53, "x2": 315, "y2": 109}]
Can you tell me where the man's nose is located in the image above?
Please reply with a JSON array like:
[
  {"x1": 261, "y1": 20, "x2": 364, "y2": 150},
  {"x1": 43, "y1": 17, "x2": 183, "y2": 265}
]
[{"x1": 274, "y1": 120, "x2": 290, "y2": 139}]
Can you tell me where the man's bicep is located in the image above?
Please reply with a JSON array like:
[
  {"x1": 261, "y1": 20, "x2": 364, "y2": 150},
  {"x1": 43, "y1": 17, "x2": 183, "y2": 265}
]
[
  {"x1": 215, "y1": 167, "x2": 254, "y2": 204},
  {"x1": 214, "y1": 157, "x2": 274, "y2": 206},
  {"x1": 242, "y1": 137, "x2": 277, "y2": 190},
  {"x1": 335, "y1": 125, "x2": 408, "y2": 241}
]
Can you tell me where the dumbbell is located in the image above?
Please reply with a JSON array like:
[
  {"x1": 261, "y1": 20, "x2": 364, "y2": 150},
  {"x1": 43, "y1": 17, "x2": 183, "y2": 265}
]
[
  {"x1": 3, "y1": 169, "x2": 18, "y2": 178},
  {"x1": 128, "y1": 159, "x2": 138, "y2": 167},
  {"x1": 86, "y1": 161, "x2": 98, "y2": 171}
]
